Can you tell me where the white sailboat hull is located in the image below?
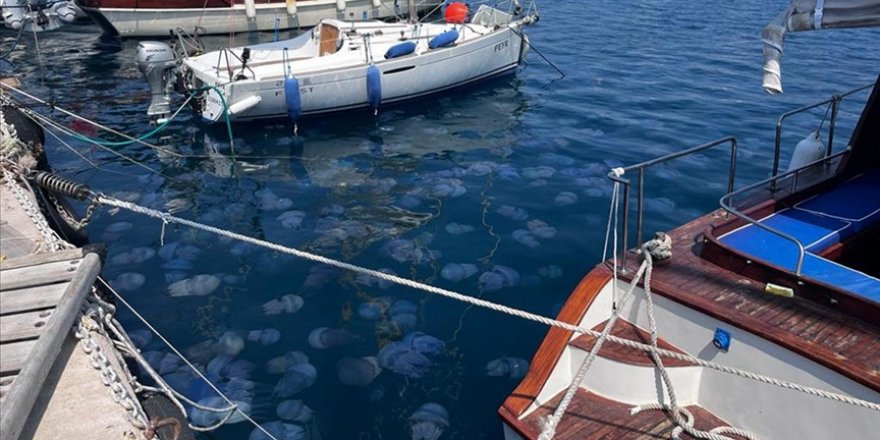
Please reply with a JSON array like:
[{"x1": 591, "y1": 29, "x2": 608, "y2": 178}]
[{"x1": 182, "y1": 12, "x2": 532, "y2": 122}]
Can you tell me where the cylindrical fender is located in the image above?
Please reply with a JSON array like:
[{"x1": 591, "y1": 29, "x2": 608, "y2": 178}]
[
  {"x1": 366, "y1": 65, "x2": 381, "y2": 111},
  {"x1": 285, "y1": 76, "x2": 302, "y2": 121}
]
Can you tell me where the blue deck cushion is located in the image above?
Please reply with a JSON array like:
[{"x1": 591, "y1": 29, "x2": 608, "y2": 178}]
[
  {"x1": 719, "y1": 229, "x2": 880, "y2": 302},
  {"x1": 722, "y1": 208, "x2": 851, "y2": 253},
  {"x1": 795, "y1": 169, "x2": 880, "y2": 232}
]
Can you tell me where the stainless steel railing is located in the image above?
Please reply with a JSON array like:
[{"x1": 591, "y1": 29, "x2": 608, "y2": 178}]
[
  {"x1": 770, "y1": 83, "x2": 873, "y2": 185},
  {"x1": 606, "y1": 137, "x2": 738, "y2": 271}
]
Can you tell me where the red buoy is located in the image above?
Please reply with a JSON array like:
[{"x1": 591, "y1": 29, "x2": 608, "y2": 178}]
[{"x1": 444, "y1": 2, "x2": 469, "y2": 24}]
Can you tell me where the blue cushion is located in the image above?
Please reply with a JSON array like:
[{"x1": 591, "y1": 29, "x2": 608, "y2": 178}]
[
  {"x1": 721, "y1": 208, "x2": 851, "y2": 253},
  {"x1": 796, "y1": 169, "x2": 880, "y2": 232},
  {"x1": 719, "y1": 228, "x2": 880, "y2": 302}
]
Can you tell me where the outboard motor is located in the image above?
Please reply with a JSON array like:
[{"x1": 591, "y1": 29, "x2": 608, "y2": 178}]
[{"x1": 136, "y1": 41, "x2": 179, "y2": 123}]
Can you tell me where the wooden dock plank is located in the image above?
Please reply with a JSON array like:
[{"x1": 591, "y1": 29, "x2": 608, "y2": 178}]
[
  {"x1": 0, "y1": 375, "x2": 15, "y2": 407},
  {"x1": 0, "y1": 309, "x2": 54, "y2": 343},
  {"x1": 0, "y1": 283, "x2": 67, "y2": 316},
  {"x1": 0, "y1": 253, "x2": 101, "y2": 440},
  {"x1": 0, "y1": 248, "x2": 84, "y2": 271},
  {"x1": 0, "y1": 258, "x2": 81, "y2": 291},
  {"x1": 0, "y1": 340, "x2": 36, "y2": 375}
]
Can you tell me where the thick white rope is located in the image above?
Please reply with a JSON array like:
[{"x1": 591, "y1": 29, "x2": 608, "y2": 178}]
[{"x1": 94, "y1": 195, "x2": 880, "y2": 413}]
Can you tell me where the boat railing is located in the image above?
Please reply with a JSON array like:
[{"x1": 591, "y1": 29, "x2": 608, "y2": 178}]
[
  {"x1": 770, "y1": 83, "x2": 873, "y2": 186},
  {"x1": 607, "y1": 136, "x2": 738, "y2": 271},
  {"x1": 719, "y1": 149, "x2": 850, "y2": 275}
]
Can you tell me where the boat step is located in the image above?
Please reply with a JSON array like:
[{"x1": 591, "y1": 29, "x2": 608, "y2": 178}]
[
  {"x1": 569, "y1": 319, "x2": 692, "y2": 367},
  {"x1": 519, "y1": 389, "x2": 732, "y2": 439}
]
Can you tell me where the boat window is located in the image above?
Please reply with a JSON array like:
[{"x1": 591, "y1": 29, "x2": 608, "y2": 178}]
[{"x1": 319, "y1": 23, "x2": 341, "y2": 56}]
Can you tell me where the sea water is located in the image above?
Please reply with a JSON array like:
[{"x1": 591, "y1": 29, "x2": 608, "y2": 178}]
[{"x1": 2, "y1": 0, "x2": 878, "y2": 438}]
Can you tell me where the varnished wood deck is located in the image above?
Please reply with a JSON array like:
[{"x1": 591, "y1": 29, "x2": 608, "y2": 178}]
[{"x1": 515, "y1": 389, "x2": 730, "y2": 440}]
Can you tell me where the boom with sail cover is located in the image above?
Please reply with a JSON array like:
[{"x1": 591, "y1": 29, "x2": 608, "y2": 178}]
[{"x1": 762, "y1": 0, "x2": 880, "y2": 94}]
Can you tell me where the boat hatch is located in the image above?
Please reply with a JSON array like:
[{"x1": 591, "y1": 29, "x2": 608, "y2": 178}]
[
  {"x1": 318, "y1": 23, "x2": 341, "y2": 56},
  {"x1": 718, "y1": 169, "x2": 880, "y2": 302}
]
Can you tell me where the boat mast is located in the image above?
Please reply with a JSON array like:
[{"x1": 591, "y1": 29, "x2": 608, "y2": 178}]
[{"x1": 408, "y1": 0, "x2": 417, "y2": 23}]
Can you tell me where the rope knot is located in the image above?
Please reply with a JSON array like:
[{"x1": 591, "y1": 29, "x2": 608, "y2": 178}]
[{"x1": 642, "y1": 232, "x2": 672, "y2": 263}]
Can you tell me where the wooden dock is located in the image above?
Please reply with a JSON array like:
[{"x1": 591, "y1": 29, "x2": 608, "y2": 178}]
[{"x1": 0, "y1": 177, "x2": 145, "y2": 439}]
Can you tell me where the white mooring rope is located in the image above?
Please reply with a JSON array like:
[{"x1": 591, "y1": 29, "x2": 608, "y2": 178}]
[{"x1": 94, "y1": 194, "x2": 880, "y2": 417}]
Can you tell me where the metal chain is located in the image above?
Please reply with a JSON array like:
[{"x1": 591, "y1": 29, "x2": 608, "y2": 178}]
[
  {"x1": 1, "y1": 167, "x2": 70, "y2": 252},
  {"x1": 74, "y1": 300, "x2": 151, "y2": 432},
  {"x1": 46, "y1": 191, "x2": 100, "y2": 230}
]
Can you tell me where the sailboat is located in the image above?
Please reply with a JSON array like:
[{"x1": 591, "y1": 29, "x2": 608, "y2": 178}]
[
  {"x1": 500, "y1": 1, "x2": 880, "y2": 439},
  {"x1": 135, "y1": 0, "x2": 538, "y2": 125}
]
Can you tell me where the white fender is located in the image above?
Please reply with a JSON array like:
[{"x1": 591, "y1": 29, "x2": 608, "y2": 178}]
[
  {"x1": 245, "y1": 0, "x2": 257, "y2": 19},
  {"x1": 787, "y1": 131, "x2": 826, "y2": 172},
  {"x1": 1, "y1": 0, "x2": 25, "y2": 30},
  {"x1": 336, "y1": 0, "x2": 345, "y2": 11},
  {"x1": 286, "y1": 0, "x2": 297, "y2": 15},
  {"x1": 52, "y1": 2, "x2": 79, "y2": 23},
  {"x1": 372, "y1": 0, "x2": 381, "y2": 8},
  {"x1": 227, "y1": 95, "x2": 262, "y2": 115}
]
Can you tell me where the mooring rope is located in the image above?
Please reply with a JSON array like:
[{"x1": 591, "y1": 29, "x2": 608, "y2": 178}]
[{"x1": 93, "y1": 194, "x2": 880, "y2": 414}]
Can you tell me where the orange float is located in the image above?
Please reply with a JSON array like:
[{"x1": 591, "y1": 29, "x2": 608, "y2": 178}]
[{"x1": 444, "y1": 2, "x2": 469, "y2": 24}]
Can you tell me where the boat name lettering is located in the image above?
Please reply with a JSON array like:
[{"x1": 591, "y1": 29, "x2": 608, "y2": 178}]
[
  {"x1": 494, "y1": 41, "x2": 509, "y2": 52},
  {"x1": 300, "y1": 86, "x2": 315, "y2": 94}
]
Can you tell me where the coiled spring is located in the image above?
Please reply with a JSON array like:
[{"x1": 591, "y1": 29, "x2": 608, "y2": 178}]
[{"x1": 32, "y1": 171, "x2": 90, "y2": 200}]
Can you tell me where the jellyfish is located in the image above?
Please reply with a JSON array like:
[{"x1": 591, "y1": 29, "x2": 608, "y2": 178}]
[
  {"x1": 109, "y1": 247, "x2": 156, "y2": 265},
  {"x1": 162, "y1": 259, "x2": 194, "y2": 271},
  {"x1": 357, "y1": 297, "x2": 391, "y2": 320},
  {"x1": 521, "y1": 166, "x2": 556, "y2": 180},
  {"x1": 354, "y1": 268, "x2": 396, "y2": 290},
  {"x1": 495, "y1": 205, "x2": 528, "y2": 221},
  {"x1": 128, "y1": 329, "x2": 153, "y2": 349},
  {"x1": 162, "y1": 370, "x2": 196, "y2": 393},
  {"x1": 554, "y1": 191, "x2": 578, "y2": 207},
  {"x1": 444, "y1": 223, "x2": 474, "y2": 235},
  {"x1": 403, "y1": 332, "x2": 445, "y2": 356},
  {"x1": 478, "y1": 266, "x2": 519, "y2": 292},
  {"x1": 528, "y1": 179, "x2": 548, "y2": 188},
  {"x1": 262, "y1": 294, "x2": 304, "y2": 315},
  {"x1": 390, "y1": 300, "x2": 417, "y2": 316},
  {"x1": 377, "y1": 341, "x2": 432, "y2": 378},
  {"x1": 224, "y1": 359, "x2": 256, "y2": 379},
  {"x1": 440, "y1": 263, "x2": 479, "y2": 283},
  {"x1": 538, "y1": 265, "x2": 563, "y2": 279},
  {"x1": 164, "y1": 272, "x2": 187, "y2": 284},
  {"x1": 336, "y1": 356, "x2": 381, "y2": 387},
  {"x1": 274, "y1": 363, "x2": 318, "y2": 397},
  {"x1": 527, "y1": 219, "x2": 557, "y2": 239},
  {"x1": 248, "y1": 328, "x2": 281, "y2": 345},
  {"x1": 277, "y1": 211, "x2": 306, "y2": 229},
  {"x1": 383, "y1": 239, "x2": 416, "y2": 263},
  {"x1": 165, "y1": 197, "x2": 193, "y2": 213},
  {"x1": 217, "y1": 331, "x2": 245, "y2": 356},
  {"x1": 410, "y1": 403, "x2": 450, "y2": 440},
  {"x1": 485, "y1": 357, "x2": 530, "y2": 379},
  {"x1": 223, "y1": 377, "x2": 255, "y2": 393},
  {"x1": 511, "y1": 230, "x2": 540, "y2": 249},
  {"x1": 112, "y1": 272, "x2": 146, "y2": 292},
  {"x1": 308, "y1": 327, "x2": 362, "y2": 349},
  {"x1": 159, "y1": 353, "x2": 182, "y2": 375},
  {"x1": 207, "y1": 354, "x2": 234, "y2": 378},
  {"x1": 168, "y1": 274, "x2": 221, "y2": 297},
  {"x1": 103, "y1": 221, "x2": 133, "y2": 235},
  {"x1": 266, "y1": 351, "x2": 310, "y2": 375},
  {"x1": 249, "y1": 421, "x2": 306, "y2": 440},
  {"x1": 143, "y1": 350, "x2": 164, "y2": 372},
  {"x1": 276, "y1": 399, "x2": 314, "y2": 423}
]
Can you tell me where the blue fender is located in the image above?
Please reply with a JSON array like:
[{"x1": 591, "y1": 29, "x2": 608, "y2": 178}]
[
  {"x1": 385, "y1": 41, "x2": 416, "y2": 59},
  {"x1": 428, "y1": 29, "x2": 459, "y2": 49},
  {"x1": 284, "y1": 76, "x2": 302, "y2": 121},
  {"x1": 366, "y1": 65, "x2": 381, "y2": 111}
]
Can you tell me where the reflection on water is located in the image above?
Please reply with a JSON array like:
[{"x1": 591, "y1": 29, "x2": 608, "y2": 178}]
[{"x1": 4, "y1": 1, "x2": 878, "y2": 439}]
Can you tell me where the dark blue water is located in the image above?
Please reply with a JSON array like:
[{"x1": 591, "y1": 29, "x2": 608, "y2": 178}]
[{"x1": 3, "y1": 1, "x2": 878, "y2": 439}]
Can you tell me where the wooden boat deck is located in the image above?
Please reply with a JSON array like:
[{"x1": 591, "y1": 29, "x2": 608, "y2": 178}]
[
  {"x1": 618, "y1": 209, "x2": 880, "y2": 391},
  {"x1": 516, "y1": 389, "x2": 731, "y2": 440}
]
